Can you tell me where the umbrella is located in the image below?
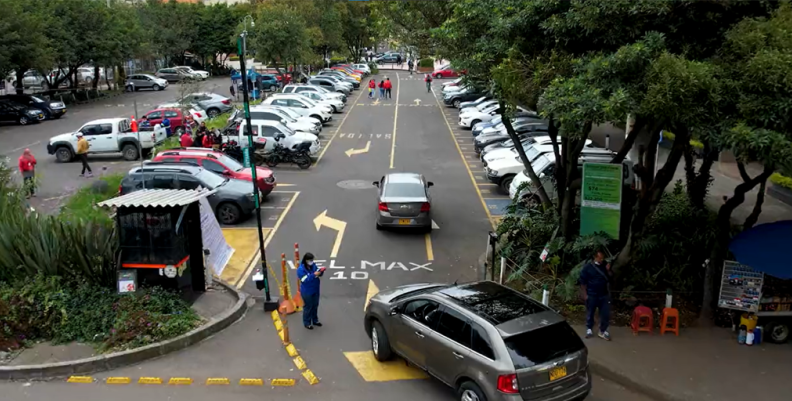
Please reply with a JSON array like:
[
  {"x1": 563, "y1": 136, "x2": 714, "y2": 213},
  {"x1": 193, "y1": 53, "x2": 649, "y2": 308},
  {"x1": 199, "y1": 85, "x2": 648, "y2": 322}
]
[{"x1": 729, "y1": 220, "x2": 792, "y2": 279}]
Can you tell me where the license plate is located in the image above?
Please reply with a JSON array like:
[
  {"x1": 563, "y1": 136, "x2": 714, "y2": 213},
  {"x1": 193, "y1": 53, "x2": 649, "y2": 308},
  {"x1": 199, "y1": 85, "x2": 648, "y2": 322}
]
[
  {"x1": 549, "y1": 366, "x2": 567, "y2": 381},
  {"x1": 398, "y1": 219, "x2": 412, "y2": 225}
]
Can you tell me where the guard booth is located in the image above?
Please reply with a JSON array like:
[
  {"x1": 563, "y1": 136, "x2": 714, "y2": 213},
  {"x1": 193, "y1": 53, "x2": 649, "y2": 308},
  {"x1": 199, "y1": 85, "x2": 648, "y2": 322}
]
[{"x1": 98, "y1": 189, "x2": 218, "y2": 294}]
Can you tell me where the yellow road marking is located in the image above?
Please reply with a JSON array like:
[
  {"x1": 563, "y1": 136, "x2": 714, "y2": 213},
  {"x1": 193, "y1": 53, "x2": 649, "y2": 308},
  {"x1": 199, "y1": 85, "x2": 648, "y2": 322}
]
[
  {"x1": 106, "y1": 377, "x2": 131, "y2": 384},
  {"x1": 365, "y1": 279, "x2": 380, "y2": 311},
  {"x1": 271, "y1": 378, "x2": 296, "y2": 386},
  {"x1": 167, "y1": 377, "x2": 193, "y2": 385},
  {"x1": 315, "y1": 87, "x2": 367, "y2": 165},
  {"x1": 432, "y1": 89, "x2": 495, "y2": 230},
  {"x1": 344, "y1": 351, "x2": 428, "y2": 382},
  {"x1": 138, "y1": 377, "x2": 162, "y2": 385},
  {"x1": 313, "y1": 210, "x2": 347, "y2": 258},
  {"x1": 67, "y1": 376, "x2": 92, "y2": 383},
  {"x1": 239, "y1": 378, "x2": 264, "y2": 386},
  {"x1": 302, "y1": 369, "x2": 320, "y2": 385},
  {"x1": 205, "y1": 378, "x2": 230, "y2": 385},
  {"x1": 221, "y1": 228, "x2": 271, "y2": 285},
  {"x1": 425, "y1": 233, "x2": 434, "y2": 261},
  {"x1": 389, "y1": 73, "x2": 401, "y2": 169},
  {"x1": 345, "y1": 140, "x2": 371, "y2": 157},
  {"x1": 237, "y1": 191, "x2": 301, "y2": 289}
]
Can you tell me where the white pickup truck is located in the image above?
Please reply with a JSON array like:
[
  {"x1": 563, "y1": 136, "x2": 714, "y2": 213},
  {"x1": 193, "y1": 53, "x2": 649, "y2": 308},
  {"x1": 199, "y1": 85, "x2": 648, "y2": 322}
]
[{"x1": 47, "y1": 117, "x2": 167, "y2": 162}]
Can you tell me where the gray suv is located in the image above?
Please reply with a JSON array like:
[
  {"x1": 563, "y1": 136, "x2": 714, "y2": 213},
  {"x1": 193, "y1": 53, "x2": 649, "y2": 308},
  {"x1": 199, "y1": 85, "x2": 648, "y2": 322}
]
[
  {"x1": 365, "y1": 281, "x2": 590, "y2": 401},
  {"x1": 120, "y1": 164, "x2": 257, "y2": 225}
]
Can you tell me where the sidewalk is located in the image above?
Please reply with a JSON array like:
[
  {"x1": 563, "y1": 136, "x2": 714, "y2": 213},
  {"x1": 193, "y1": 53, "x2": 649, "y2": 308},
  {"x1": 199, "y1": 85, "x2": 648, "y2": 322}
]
[{"x1": 575, "y1": 325, "x2": 792, "y2": 401}]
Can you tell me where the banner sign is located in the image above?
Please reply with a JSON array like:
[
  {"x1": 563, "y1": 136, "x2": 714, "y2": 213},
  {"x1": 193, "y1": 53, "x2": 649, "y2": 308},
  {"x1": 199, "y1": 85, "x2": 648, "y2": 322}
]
[
  {"x1": 199, "y1": 197, "x2": 234, "y2": 277},
  {"x1": 580, "y1": 163, "x2": 623, "y2": 239}
]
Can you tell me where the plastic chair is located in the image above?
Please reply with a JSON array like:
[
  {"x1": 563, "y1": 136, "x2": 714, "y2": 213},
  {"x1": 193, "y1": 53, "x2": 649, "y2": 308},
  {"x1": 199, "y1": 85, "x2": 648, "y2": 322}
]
[
  {"x1": 631, "y1": 305, "x2": 654, "y2": 335},
  {"x1": 660, "y1": 307, "x2": 680, "y2": 336}
]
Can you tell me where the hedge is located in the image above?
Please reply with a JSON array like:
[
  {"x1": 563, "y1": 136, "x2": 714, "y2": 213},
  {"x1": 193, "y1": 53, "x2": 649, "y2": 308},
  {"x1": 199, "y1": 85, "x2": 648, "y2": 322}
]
[
  {"x1": 418, "y1": 58, "x2": 434, "y2": 68},
  {"x1": 770, "y1": 173, "x2": 792, "y2": 190}
]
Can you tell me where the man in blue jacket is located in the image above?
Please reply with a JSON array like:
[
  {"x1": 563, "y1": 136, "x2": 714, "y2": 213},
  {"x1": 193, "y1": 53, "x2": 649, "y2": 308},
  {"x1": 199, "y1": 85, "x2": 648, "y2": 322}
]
[
  {"x1": 297, "y1": 252, "x2": 325, "y2": 329},
  {"x1": 579, "y1": 249, "x2": 613, "y2": 341}
]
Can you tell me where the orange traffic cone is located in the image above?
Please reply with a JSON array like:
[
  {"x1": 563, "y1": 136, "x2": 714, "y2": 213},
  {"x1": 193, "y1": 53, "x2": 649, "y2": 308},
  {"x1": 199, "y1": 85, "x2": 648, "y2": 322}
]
[{"x1": 293, "y1": 243, "x2": 304, "y2": 309}]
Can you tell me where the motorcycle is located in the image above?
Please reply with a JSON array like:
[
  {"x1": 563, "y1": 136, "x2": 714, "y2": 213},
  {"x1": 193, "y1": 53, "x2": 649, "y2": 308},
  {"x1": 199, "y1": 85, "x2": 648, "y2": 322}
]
[
  {"x1": 220, "y1": 139, "x2": 244, "y2": 163},
  {"x1": 263, "y1": 133, "x2": 312, "y2": 169}
]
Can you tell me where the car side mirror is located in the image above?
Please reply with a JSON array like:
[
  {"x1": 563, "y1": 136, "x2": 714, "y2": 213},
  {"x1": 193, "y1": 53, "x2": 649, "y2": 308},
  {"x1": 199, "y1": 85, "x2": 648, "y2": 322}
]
[
  {"x1": 389, "y1": 305, "x2": 401, "y2": 316},
  {"x1": 372, "y1": 181, "x2": 379, "y2": 187},
  {"x1": 427, "y1": 182, "x2": 434, "y2": 187}
]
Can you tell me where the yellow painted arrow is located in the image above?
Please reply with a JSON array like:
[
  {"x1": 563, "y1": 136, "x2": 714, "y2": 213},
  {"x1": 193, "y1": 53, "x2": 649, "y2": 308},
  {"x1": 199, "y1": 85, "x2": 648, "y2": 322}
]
[
  {"x1": 313, "y1": 210, "x2": 347, "y2": 258},
  {"x1": 345, "y1": 141, "x2": 371, "y2": 157}
]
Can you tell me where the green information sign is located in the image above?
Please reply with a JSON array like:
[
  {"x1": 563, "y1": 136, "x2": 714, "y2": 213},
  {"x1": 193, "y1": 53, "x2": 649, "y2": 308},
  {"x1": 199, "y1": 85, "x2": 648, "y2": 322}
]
[{"x1": 580, "y1": 163, "x2": 623, "y2": 239}]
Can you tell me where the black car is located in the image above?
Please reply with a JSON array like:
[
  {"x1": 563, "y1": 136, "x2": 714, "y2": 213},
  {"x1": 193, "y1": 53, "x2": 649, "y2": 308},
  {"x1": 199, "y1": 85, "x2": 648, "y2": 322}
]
[
  {"x1": 473, "y1": 122, "x2": 550, "y2": 153},
  {"x1": 0, "y1": 100, "x2": 45, "y2": 125},
  {"x1": 444, "y1": 91, "x2": 485, "y2": 108},
  {"x1": 0, "y1": 94, "x2": 66, "y2": 120},
  {"x1": 377, "y1": 54, "x2": 400, "y2": 64},
  {"x1": 120, "y1": 164, "x2": 257, "y2": 225}
]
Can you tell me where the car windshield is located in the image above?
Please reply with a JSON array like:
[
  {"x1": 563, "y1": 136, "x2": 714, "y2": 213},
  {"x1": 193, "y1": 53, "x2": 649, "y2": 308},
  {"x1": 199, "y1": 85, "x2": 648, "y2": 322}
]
[
  {"x1": 315, "y1": 86, "x2": 331, "y2": 94},
  {"x1": 194, "y1": 169, "x2": 227, "y2": 189},
  {"x1": 298, "y1": 97, "x2": 318, "y2": 107},
  {"x1": 220, "y1": 155, "x2": 245, "y2": 172},
  {"x1": 504, "y1": 323, "x2": 585, "y2": 369},
  {"x1": 279, "y1": 124, "x2": 296, "y2": 136},
  {"x1": 384, "y1": 181, "x2": 426, "y2": 198},
  {"x1": 31, "y1": 96, "x2": 45, "y2": 103},
  {"x1": 478, "y1": 101, "x2": 497, "y2": 111},
  {"x1": 527, "y1": 154, "x2": 553, "y2": 177}
]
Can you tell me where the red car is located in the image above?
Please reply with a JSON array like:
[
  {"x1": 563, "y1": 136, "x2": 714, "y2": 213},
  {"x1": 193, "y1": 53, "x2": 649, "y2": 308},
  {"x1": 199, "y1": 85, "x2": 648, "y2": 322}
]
[
  {"x1": 433, "y1": 65, "x2": 461, "y2": 79},
  {"x1": 144, "y1": 108, "x2": 189, "y2": 134},
  {"x1": 152, "y1": 149, "x2": 277, "y2": 196},
  {"x1": 333, "y1": 65, "x2": 364, "y2": 78}
]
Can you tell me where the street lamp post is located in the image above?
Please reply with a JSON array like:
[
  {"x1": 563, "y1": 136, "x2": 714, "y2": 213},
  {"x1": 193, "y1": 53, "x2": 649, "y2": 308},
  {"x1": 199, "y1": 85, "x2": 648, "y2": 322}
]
[{"x1": 239, "y1": 15, "x2": 278, "y2": 312}]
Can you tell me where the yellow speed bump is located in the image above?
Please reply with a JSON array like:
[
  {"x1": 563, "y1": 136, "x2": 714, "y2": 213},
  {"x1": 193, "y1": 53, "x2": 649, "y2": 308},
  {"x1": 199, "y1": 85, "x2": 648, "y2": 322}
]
[
  {"x1": 278, "y1": 329, "x2": 286, "y2": 343},
  {"x1": 274, "y1": 319, "x2": 283, "y2": 331},
  {"x1": 66, "y1": 376, "x2": 93, "y2": 383},
  {"x1": 293, "y1": 356, "x2": 307, "y2": 371},
  {"x1": 106, "y1": 377, "x2": 131, "y2": 384},
  {"x1": 270, "y1": 378, "x2": 296, "y2": 387},
  {"x1": 138, "y1": 377, "x2": 162, "y2": 385},
  {"x1": 239, "y1": 378, "x2": 264, "y2": 386},
  {"x1": 168, "y1": 377, "x2": 193, "y2": 385},
  {"x1": 285, "y1": 343, "x2": 299, "y2": 357},
  {"x1": 301, "y1": 369, "x2": 320, "y2": 385},
  {"x1": 205, "y1": 377, "x2": 230, "y2": 385},
  {"x1": 271, "y1": 310, "x2": 280, "y2": 321}
]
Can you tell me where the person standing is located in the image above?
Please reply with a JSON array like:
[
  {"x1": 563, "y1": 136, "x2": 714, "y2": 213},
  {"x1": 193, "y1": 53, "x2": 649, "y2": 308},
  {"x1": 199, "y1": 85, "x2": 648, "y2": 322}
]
[
  {"x1": 139, "y1": 115, "x2": 151, "y2": 129},
  {"x1": 297, "y1": 252, "x2": 325, "y2": 330},
  {"x1": 407, "y1": 59, "x2": 414, "y2": 75},
  {"x1": 202, "y1": 131, "x2": 213, "y2": 148},
  {"x1": 378, "y1": 79, "x2": 385, "y2": 98},
  {"x1": 179, "y1": 130, "x2": 193, "y2": 148},
  {"x1": 368, "y1": 79, "x2": 375, "y2": 99},
  {"x1": 162, "y1": 116, "x2": 172, "y2": 137},
  {"x1": 396, "y1": 54, "x2": 402, "y2": 67},
  {"x1": 384, "y1": 78, "x2": 392, "y2": 99},
  {"x1": 18, "y1": 149, "x2": 37, "y2": 198},
  {"x1": 75, "y1": 133, "x2": 93, "y2": 178},
  {"x1": 424, "y1": 73, "x2": 433, "y2": 93},
  {"x1": 579, "y1": 249, "x2": 613, "y2": 341}
]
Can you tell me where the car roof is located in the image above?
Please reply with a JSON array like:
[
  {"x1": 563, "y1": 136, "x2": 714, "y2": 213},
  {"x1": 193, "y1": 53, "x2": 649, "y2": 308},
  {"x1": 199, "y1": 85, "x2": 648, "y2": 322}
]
[
  {"x1": 155, "y1": 149, "x2": 225, "y2": 159},
  {"x1": 385, "y1": 172, "x2": 422, "y2": 184},
  {"x1": 436, "y1": 281, "x2": 549, "y2": 327},
  {"x1": 241, "y1": 119, "x2": 288, "y2": 127},
  {"x1": 130, "y1": 164, "x2": 203, "y2": 175},
  {"x1": 85, "y1": 118, "x2": 126, "y2": 124}
]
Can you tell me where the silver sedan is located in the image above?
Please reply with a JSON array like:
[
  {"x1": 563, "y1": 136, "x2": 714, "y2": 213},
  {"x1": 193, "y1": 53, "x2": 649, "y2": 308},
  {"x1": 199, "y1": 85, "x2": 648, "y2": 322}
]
[{"x1": 373, "y1": 173, "x2": 434, "y2": 231}]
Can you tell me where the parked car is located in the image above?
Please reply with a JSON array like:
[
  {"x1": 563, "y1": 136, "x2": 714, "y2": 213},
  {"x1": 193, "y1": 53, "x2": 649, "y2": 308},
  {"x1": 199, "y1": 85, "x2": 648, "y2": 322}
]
[
  {"x1": 233, "y1": 120, "x2": 320, "y2": 156},
  {"x1": 471, "y1": 112, "x2": 537, "y2": 136},
  {"x1": 433, "y1": 65, "x2": 460, "y2": 79},
  {"x1": 459, "y1": 104, "x2": 533, "y2": 129},
  {"x1": 365, "y1": 280, "x2": 591, "y2": 401},
  {"x1": 247, "y1": 105, "x2": 323, "y2": 132},
  {"x1": 0, "y1": 100, "x2": 44, "y2": 125},
  {"x1": 319, "y1": 70, "x2": 360, "y2": 88},
  {"x1": 262, "y1": 94, "x2": 333, "y2": 123},
  {"x1": 152, "y1": 149, "x2": 276, "y2": 197},
  {"x1": 295, "y1": 91, "x2": 344, "y2": 113},
  {"x1": 258, "y1": 74, "x2": 280, "y2": 90},
  {"x1": 351, "y1": 63, "x2": 371, "y2": 75},
  {"x1": 443, "y1": 89, "x2": 484, "y2": 108},
  {"x1": 121, "y1": 164, "x2": 256, "y2": 225},
  {"x1": 143, "y1": 108, "x2": 191, "y2": 135},
  {"x1": 458, "y1": 96, "x2": 492, "y2": 110},
  {"x1": 376, "y1": 54, "x2": 400, "y2": 64},
  {"x1": 157, "y1": 93, "x2": 233, "y2": 118},
  {"x1": 473, "y1": 121, "x2": 549, "y2": 154},
  {"x1": 155, "y1": 68, "x2": 195, "y2": 83},
  {"x1": 47, "y1": 117, "x2": 167, "y2": 162},
  {"x1": 239, "y1": 106, "x2": 321, "y2": 135},
  {"x1": 174, "y1": 66, "x2": 209, "y2": 80},
  {"x1": 373, "y1": 172, "x2": 434, "y2": 231},
  {"x1": 282, "y1": 84, "x2": 347, "y2": 103},
  {"x1": 12, "y1": 70, "x2": 48, "y2": 89},
  {"x1": 307, "y1": 77, "x2": 351, "y2": 95},
  {"x1": 332, "y1": 65, "x2": 364, "y2": 79},
  {"x1": 441, "y1": 77, "x2": 463, "y2": 88},
  {"x1": 126, "y1": 74, "x2": 168, "y2": 91},
  {"x1": 0, "y1": 94, "x2": 66, "y2": 120}
]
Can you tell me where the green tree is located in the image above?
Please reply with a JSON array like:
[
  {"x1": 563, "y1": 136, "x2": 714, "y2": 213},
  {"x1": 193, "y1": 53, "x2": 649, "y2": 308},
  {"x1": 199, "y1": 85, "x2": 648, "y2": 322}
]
[
  {"x1": 195, "y1": 4, "x2": 238, "y2": 72},
  {"x1": 138, "y1": 0, "x2": 200, "y2": 66},
  {"x1": 251, "y1": 1, "x2": 310, "y2": 78},
  {"x1": 339, "y1": 2, "x2": 377, "y2": 62},
  {"x1": 0, "y1": 0, "x2": 50, "y2": 93},
  {"x1": 371, "y1": 0, "x2": 453, "y2": 58}
]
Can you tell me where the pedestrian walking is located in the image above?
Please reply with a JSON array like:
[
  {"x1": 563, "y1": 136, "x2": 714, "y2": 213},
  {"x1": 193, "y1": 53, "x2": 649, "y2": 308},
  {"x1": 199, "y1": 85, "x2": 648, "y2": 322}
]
[
  {"x1": 75, "y1": 133, "x2": 93, "y2": 178},
  {"x1": 230, "y1": 83, "x2": 236, "y2": 100},
  {"x1": 162, "y1": 116, "x2": 172, "y2": 137},
  {"x1": 18, "y1": 149, "x2": 37, "y2": 198},
  {"x1": 424, "y1": 73, "x2": 433, "y2": 93},
  {"x1": 396, "y1": 54, "x2": 402, "y2": 67},
  {"x1": 202, "y1": 132, "x2": 213, "y2": 148},
  {"x1": 368, "y1": 79, "x2": 376, "y2": 99},
  {"x1": 579, "y1": 249, "x2": 613, "y2": 341},
  {"x1": 384, "y1": 78, "x2": 392, "y2": 99},
  {"x1": 297, "y1": 252, "x2": 325, "y2": 329},
  {"x1": 407, "y1": 59, "x2": 414, "y2": 75},
  {"x1": 180, "y1": 131, "x2": 193, "y2": 148},
  {"x1": 379, "y1": 79, "x2": 385, "y2": 98}
]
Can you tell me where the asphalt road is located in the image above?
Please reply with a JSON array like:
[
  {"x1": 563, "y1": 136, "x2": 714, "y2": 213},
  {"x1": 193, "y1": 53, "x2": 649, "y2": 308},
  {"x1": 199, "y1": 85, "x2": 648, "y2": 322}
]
[{"x1": 0, "y1": 73, "x2": 651, "y2": 401}]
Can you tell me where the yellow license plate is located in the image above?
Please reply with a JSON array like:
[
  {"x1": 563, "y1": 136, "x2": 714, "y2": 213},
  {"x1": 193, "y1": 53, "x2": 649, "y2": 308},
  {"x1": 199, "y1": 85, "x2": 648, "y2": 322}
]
[
  {"x1": 549, "y1": 366, "x2": 567, "y2": 381},
  {"x1": 398, "y1": 219, "x2": 412, "y2": 225}
]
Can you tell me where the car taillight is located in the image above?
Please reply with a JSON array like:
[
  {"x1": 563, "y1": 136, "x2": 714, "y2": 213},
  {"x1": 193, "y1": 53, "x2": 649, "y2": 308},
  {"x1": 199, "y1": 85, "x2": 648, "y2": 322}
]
[
  {"x1": 118, "y1": 185, "x2": 122, "y2": 194},
  {"x1": 497, "y1": 374, "x2": 519, "y2": 394},
  {"x1": 420, "y1": 202, "x2": 430, "y2": 212},
  {"x1": 378, "y1": 202, "x2": 389, "y2": 212},
  {"x1": 222, "y1": 99, "x2": 230, "y2": 105},
  {"x1": 195, "y1": 112, "x2": 202, "y2": 118}
]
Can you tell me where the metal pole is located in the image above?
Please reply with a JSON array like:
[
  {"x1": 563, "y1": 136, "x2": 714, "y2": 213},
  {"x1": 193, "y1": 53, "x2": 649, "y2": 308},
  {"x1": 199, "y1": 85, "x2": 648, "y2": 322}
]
[
  {"x1": 499, "y1": 257, "x2": 505, "y2": 285},
  {"x1": 489, "y1": 232, "x2": 497, "y2": 281},
  {"x1": 134, "y1": 100, "x2": 145, "y2": 189},
  {"x1": 238, "y1": 33, "x2": 274, "y2": 309}
]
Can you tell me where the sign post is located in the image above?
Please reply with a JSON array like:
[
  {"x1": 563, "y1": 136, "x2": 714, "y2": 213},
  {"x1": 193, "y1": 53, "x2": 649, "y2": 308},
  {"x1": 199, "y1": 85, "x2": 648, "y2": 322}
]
[{"x1": 580, "y1": 163, "x2": 623, "y2": 239}]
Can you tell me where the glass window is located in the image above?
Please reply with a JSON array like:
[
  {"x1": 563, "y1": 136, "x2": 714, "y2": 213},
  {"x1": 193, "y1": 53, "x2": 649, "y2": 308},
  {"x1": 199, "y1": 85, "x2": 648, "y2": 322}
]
[
  {"x1": 436, "y1": 308, "x2": 471, "y2": 347},
  {"x1": 283, "y1": 87, "x2": 294, "y2": 93},
  {"x1": 160, "y1": 157, "x2": 179, "y2": 163},
  {"x1": 81, "y1": 125, "x2": 101, "y2": 135},
  {"x1": 202, "y1": 159, "x2": 226, "y2": 174},
  {"x1": 151, "y1": 174, "x2": 175, "y2": 189},
  {"x1": 99, "y1": 124, "x2": 113, "y2": 135},
  {"x1": 177, "y1": 175, "x2": 201, "y2": 190},
  {"x1": 471, "y1": 323, "x2": 495, "y2": 359},
  {"x1": 383, "y1": 182, "x2": 426, "y2": 198},
  {"x1": 272, "y1": 99, "x2": 289, "y2": 106},
  {"x1": 295, "y1": 87, "x2": 308, "y2": 93},
  {"x1": 402, "y1": 299, "x2": 441, "y2": 329},
  {"x1": 179, "y1": 158, "x2": 200, "y2": 165},
  {"x1": 194, "y1": 169, "x2": 226, "y2": 189},
  {"x1": 288, "y1": 99, "x2": 307, "y2": 108},
  {"x1": 218, "y1": 155, "x2": 244, "y2": 172},
  {"x1": 147, "y1": 111, "x2": 162, "y2": 119},
  {"x1": 164, "y1": 110, "x2": 179, "y2": 118},
  {"x1": 504, "y1": 323, "x2": 584, "y2": 369},
  {"x1": 261, "y1": 126, "x2": 279, "y2": 138}
]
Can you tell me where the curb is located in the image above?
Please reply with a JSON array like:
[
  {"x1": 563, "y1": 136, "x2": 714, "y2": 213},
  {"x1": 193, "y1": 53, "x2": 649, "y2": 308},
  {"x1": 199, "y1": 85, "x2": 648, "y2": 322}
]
[
  {"x1": 0, "y1": 279, "x2": 248, "y2": 381},
  {"x1": 588, "y1": 359, "x2": 684, "y2": 401}
]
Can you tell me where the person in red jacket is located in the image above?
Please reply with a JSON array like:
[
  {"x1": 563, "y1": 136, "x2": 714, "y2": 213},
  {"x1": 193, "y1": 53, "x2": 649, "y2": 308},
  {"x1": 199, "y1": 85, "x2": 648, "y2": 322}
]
[
  {"x1": 180, "y1": 131, "x2": 193, "y2": 148},
  {"x1": 202, "y1": 133, "x2": 213, "y2": 148},
  {"x1": 368, "y1": 79, "x2": 376, "y2": 99},
  {"x1": 18, "y1": 148, "x2": 37, "y2": 198},
  {"x1": 383, "y1": 78, "x2": 393, "y2": 99}
]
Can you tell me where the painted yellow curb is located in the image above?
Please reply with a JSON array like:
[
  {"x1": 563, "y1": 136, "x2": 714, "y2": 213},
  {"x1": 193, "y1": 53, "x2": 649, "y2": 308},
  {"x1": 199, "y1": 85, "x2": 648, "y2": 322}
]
[
  {"x1": 271, "y1": 378, "x2": 296, "y2": 386},
  {"x1": 206, "y1": 377, "x2": 231, "y2": 385},
  {"x1": 138, "y1": 377, "x2": 163, "y2": 385},
  {"x1": 239, "y1": 378, "x2": 264, "y2": 386},
  {"x1": 293, "y1": 356, "x2": 307, "y2": 371},
  {"x1": 67, "y1": 376, "x2": 92, "y2": 383},
  {"x1": 285, "y1": 343, "x2": 299, "y2": 357},
  {"x1": 168, "y1": 377, "x2": 193, "y2": 385},
  {"x1": 274, "y1": 319, "x2": 283, "y2": 331},
  {"x1": 106, "y1": 377, "x2": 131, "y2": 384},
  {"x1": 302, "y1": 369, "x2": 320, "y2": 385}
]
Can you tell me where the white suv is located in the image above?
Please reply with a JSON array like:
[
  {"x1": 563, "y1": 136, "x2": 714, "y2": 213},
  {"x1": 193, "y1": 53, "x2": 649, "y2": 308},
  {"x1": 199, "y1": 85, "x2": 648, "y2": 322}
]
[
  {"x1": 296, "y1": 91, "x2": 345, "y2": 113},
  {"x1": 283, "y1": 84, "x2": 347, "y2": 103},
  {"x1": 262, "y1": 94, "x2": 333, "y2": 123}
]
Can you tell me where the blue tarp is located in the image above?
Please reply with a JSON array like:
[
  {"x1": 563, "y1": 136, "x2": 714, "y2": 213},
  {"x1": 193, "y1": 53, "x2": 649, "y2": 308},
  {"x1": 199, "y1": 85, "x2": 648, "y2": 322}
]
[{"x1": 729, "y1": 220, "x2": 792, "y2": 279}]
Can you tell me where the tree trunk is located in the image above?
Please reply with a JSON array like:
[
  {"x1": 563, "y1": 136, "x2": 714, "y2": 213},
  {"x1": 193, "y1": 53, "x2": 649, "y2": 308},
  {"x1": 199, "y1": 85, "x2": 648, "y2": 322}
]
[
  {"x1": 744, "y1": 174, "x2": 768, "y2": 230},
  {"x1": 560, "y1": 123, "x2": 592, "y2": 240},
  {"x1": 612, "y1": 115, "x2": 648, "y2": 164},
  {"x1": 92, "y1": 66, "x2": 100, "y2": 90},
  {"x1": 500, "y1": 100, "x2": 551, "y2": 206},
  {"x1": 104, "y1": 67, "x2": 111, "y2": 91},
  {"x1": 699, "y1": 163, "x2": 775, "y2": 325},
  {"x1": 14, "y1": 70, "x2": 24, "y2": 95},
  {"x1": 684, "y1": 141, "x2": 717, "y2": 210}
]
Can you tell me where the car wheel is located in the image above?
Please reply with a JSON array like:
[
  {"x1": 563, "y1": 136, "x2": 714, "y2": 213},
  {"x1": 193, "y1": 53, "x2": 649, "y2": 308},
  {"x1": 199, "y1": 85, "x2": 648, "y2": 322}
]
[
  {"x1": 370, "y1": 320, "x2": 392, "y2": 361},
  {"x1": 207, "y1": 108, "x2": 220, "y2": 118},
  {"x1": 310, "y1": 114, "x2": 322, "y2": 122},
  {"x1": 152, "y1": 84, "x2": 161, "y2": 91},
  {"x1": 217, "y1": 203, "x2": 242, "y2": 225},
  {"x1": 470, "y1": 120, "x2": 480, "y2": 129},
  {"x1": 458, "y1": 381, "x2": 487, "y2": 401},
  {"x1": 332, "y1": 105, "x2": 339, "y2": 113},
  {"x1": 122, "y1": 144, "x2": 140, "y2": 161},
  {"x1": 500, "y1": 175, "x2": 515, "y2": 194},
  {"x1": 55, "y1": 147, "x2": 74, "y2": 163},
  {"x1": 376, "y1": 221, "x2": 383, "y2": 230},
  {"x1": 765, "y1": 321, "x2": 790, "y2": 344},
  {"x1": 453, "y1": 99, "x2": 461, "y2": 108},
  {"x1": 435, "y1": 73, "x2": 442, "y2": 79},
  {"x1": 18, "y1": 116, "x2": 29, "y2": 125}
]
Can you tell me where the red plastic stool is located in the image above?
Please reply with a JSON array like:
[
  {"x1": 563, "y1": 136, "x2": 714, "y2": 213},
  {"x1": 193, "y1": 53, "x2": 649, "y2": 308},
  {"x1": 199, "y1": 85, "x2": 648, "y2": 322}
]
[
  {"x1": 660, "y1": 307, "x2": 680, "y2": 336},
  {"x1": 631, "y1": 305, "x2": 653, "y2": 335}
]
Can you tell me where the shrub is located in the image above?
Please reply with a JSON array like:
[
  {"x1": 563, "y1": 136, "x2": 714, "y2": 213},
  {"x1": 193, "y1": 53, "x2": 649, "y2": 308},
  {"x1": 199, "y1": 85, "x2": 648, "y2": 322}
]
[
  {"x1": 368, "y1": 63, "x2": 379, "y2": 75},
  {"x1": 418, "y1": 58, "x2": 434, "y2": 68},
  {"x1": 60, "y1": 174, "x2": 123, "y2": 223},
  {"x1": 770, "y1": 172, "x2": 792, "y2": 190}
]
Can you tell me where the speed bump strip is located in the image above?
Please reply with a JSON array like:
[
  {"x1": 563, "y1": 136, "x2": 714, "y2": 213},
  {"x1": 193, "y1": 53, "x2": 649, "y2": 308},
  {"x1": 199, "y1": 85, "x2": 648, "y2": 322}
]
[
  {"x1": 271, "y1": 310, "x2": 280, "y2": 321},
  {"x1": 138, "y1": 377, "x2": 162, "y2": 384},
  {"x1": 67, "y1": 376, "x2": 93, "y2": 383},
  {"x1": 239, "y1": 378, "x2": 264, "y2": 386},
  {"x1": 302, "y1": 369, "x2": 319, "y2": 385},
  {"x1": 270, "y1": 378, "x2": 296, "y2": 386},
  {"x1": 285, "y1": 343, "x2": 299, "y2": 357},
  {"x1": 278, "y1": 329, "x2": 285, "y2": 342},
  {"x1": 168, "y1": 377, "x2": 193, "y2": 385},
  {"x1": 293, "y1": 356, "x2": 307, "y2": 371},
  {"x1": 106, "y1": 377, "x2": 131, "y2": 384},
  {"x1": 206, "y1": 377, "x2": 230, "y2": 385},
  {"x1": 274, "y1": 319, "x2": 283, "y2": 331}
]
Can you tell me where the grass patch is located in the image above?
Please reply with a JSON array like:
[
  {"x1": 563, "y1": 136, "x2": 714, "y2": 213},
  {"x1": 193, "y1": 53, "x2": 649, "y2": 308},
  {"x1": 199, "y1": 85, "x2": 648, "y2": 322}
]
[
  {"x1": 770, "y1": 173, "x2": 792, "y2": 190},
  {"x1": 60, "y1": 173, "x2": 124, "y2": 223},
  {"x1": 206, "y1": 111, "x2": 231, "y2": 131},
  {"x1": 151, "y1": 136, "x2": 181, "y2": 157}
]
